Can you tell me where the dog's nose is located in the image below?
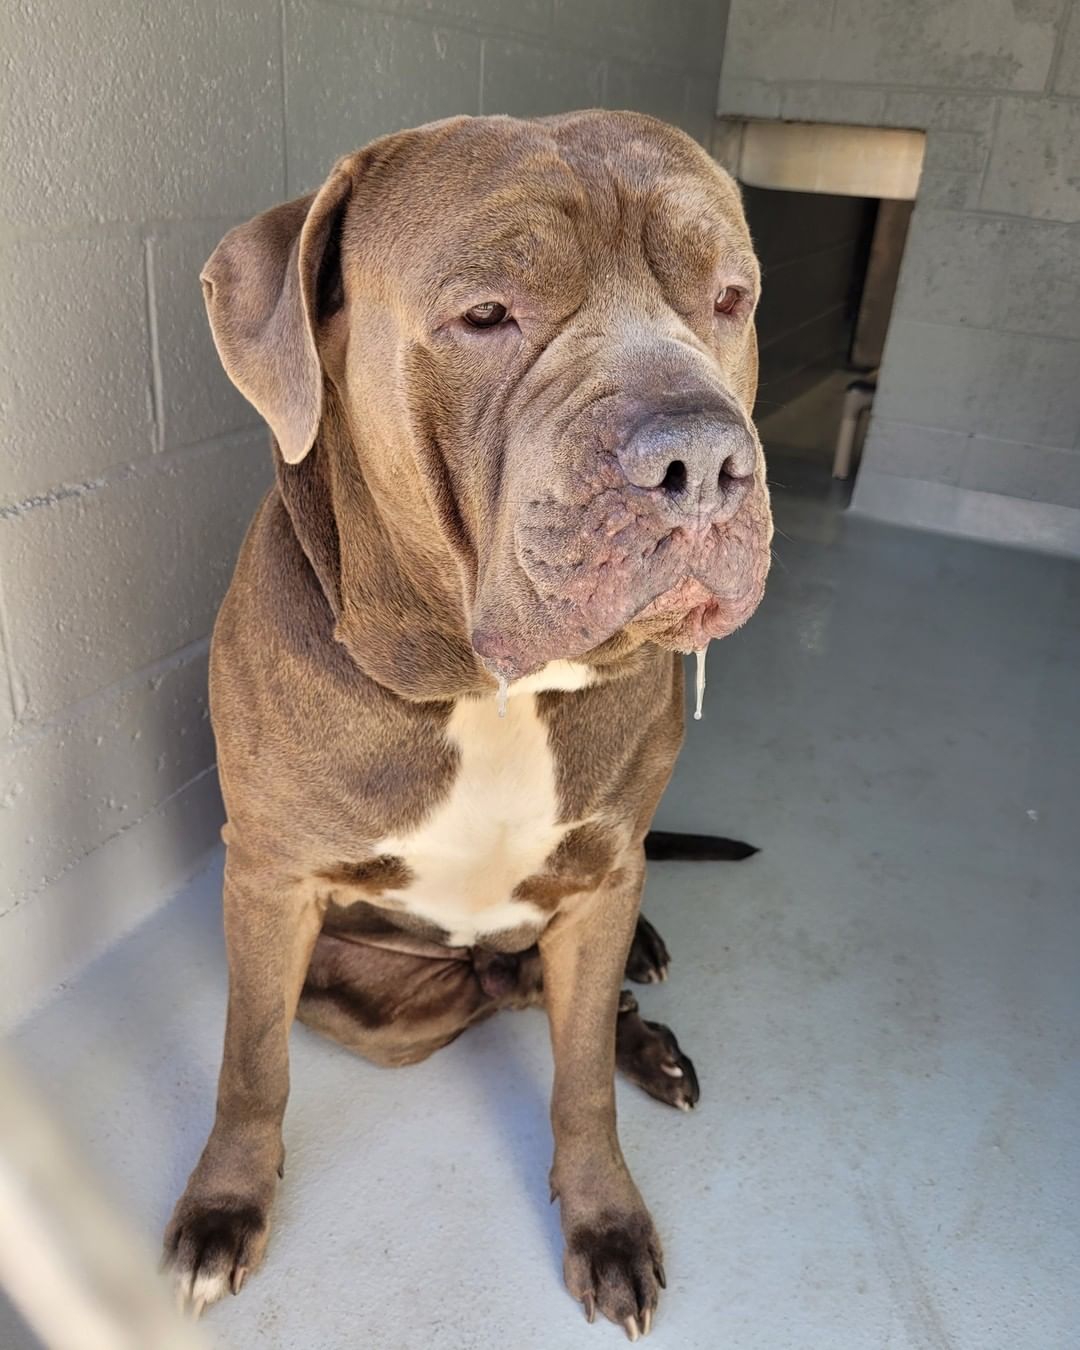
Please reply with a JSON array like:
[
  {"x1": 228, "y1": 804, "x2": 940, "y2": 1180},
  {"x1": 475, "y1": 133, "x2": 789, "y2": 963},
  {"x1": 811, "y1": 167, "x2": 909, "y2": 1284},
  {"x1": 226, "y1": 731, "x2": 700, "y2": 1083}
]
[{"x1": 616, "y1": 411, "x2": 757, "y2": 521}]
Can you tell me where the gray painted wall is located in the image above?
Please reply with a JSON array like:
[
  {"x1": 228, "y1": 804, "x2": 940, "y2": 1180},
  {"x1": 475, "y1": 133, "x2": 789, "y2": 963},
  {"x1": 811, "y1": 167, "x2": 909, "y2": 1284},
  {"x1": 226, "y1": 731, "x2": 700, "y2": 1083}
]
[
  {"x1": 719, "y1": 0, "x2": 1080, "y2": 554},
  {"x1": 0, "y1": 0, "x2": 727, "y2": 1024}
]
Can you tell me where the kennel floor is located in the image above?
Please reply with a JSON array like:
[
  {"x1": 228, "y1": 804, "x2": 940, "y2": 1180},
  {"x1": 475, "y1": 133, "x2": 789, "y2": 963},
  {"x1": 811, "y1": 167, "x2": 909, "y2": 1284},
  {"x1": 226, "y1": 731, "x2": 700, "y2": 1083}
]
[{"x1": 3, "y1": 454, "x2": 1078, "y2": 1350}]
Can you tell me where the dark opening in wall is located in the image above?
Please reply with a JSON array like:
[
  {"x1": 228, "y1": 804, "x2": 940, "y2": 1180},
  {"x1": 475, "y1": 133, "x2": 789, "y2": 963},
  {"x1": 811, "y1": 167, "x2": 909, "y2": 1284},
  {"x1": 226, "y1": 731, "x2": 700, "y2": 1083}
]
[{"x1": 743, "y1": 184, "x2": 912, "y2": 482}]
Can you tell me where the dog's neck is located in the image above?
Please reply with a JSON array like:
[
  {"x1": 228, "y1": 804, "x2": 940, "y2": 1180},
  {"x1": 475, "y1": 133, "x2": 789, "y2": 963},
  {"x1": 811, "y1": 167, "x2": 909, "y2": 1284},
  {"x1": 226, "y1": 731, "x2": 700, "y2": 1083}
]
[
  {"x1": 275, "y1": 402, "x2": 493, "y2": 703},
  {"x1": 276, "y1": 397, "x2": 658, "y2": 703}
]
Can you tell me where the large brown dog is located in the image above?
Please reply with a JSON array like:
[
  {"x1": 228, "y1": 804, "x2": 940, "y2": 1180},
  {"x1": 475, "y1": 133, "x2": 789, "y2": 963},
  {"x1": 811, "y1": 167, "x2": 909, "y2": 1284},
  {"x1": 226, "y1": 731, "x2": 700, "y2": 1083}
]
[{"x1": 164, "y1": 110, "x2": 771, "y2": 1339}]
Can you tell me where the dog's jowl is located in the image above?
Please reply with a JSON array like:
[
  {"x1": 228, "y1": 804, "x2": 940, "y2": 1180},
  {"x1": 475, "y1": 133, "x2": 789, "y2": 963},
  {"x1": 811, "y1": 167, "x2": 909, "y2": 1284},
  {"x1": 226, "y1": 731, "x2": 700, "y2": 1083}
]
[{"x1": 163, "y1": 111, "x2": 771, "y2": 1339}]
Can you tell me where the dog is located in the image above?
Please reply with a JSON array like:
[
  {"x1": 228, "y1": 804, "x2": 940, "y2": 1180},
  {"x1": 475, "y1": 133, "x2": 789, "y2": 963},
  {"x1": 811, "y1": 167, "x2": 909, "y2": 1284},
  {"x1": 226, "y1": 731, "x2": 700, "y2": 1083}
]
[{"x1": 163, "y1": 109, "x2": 771, "y2": 1339}]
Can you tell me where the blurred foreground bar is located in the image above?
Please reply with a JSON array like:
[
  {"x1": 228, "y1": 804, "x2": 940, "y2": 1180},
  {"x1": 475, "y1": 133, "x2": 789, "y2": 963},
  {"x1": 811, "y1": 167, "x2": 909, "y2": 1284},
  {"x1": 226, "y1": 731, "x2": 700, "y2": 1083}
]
[{"x1": 0, "y1": 1050, "x2": 210, "y2": 1350}]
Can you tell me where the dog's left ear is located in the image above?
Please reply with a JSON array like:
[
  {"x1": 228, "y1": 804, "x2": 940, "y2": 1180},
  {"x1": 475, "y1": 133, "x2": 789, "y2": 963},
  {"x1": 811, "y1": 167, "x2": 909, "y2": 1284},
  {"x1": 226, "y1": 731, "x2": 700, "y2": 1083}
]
[{"x1": 200, "y1": 161, "x2": 355, "y2": 464}]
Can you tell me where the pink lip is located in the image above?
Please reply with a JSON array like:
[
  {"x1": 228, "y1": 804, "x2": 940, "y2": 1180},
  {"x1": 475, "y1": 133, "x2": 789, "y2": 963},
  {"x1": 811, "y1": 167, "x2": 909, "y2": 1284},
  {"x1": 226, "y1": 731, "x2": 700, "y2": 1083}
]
[
  {"x1": 635, "y1": 577, "x2": 717, "y2": 621},
  {"x1": 633, "y1": 577, "x2": 759, "y2": 649}
]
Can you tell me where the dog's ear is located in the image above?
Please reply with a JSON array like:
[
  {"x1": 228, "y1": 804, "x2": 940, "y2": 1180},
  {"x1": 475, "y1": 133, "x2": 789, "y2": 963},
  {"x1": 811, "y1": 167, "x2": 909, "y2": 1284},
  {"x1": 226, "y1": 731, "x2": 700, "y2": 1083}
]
[{"x1": 200, "y1": 163, "x2": 354, "y2": 464}]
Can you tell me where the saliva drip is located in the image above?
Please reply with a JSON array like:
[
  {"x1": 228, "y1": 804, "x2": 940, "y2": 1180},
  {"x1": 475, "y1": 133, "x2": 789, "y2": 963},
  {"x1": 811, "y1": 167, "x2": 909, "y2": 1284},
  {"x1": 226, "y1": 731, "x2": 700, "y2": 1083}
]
[
  {"x1": 496, "y1": 674, "x2": 510, "y2": 718},
  {"x1": 693, "y1": 646, "x2": 708, "y2": 721}
]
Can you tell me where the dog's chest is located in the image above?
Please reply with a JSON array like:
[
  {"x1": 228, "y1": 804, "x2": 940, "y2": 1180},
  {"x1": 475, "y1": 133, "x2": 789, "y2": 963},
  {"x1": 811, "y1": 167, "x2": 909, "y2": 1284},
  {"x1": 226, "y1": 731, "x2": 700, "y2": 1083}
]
[{"x1": 376, "y1": 665, "x2": 591, "y2": 946}]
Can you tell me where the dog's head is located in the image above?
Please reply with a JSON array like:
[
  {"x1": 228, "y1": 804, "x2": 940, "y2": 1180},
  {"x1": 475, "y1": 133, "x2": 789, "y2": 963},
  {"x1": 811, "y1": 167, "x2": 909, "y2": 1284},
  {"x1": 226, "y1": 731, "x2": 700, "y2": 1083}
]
[{"x1": 203, "y1": 112, "x2": 771, "y2": 683}]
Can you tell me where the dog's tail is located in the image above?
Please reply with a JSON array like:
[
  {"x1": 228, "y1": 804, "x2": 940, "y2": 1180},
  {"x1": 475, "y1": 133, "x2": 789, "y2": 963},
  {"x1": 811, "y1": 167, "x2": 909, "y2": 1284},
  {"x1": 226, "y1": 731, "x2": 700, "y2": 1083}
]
[{"x1": 644, "y1": 831, "x2": 759, "y2": 862}]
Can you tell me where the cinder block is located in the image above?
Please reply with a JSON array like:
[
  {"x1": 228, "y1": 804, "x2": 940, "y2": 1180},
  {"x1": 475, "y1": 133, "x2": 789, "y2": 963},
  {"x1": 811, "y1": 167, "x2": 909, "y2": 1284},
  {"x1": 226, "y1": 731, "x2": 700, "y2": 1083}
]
[
  {"x1": 721, "y1": 0, "x2": 833, "y2": 84},
  {"x1": 603, "y1": 61, "x2": 687, "y2": 128},
  {"x1": 482, "y1": 37, "x2": 603, "y2": 117},
  {"x1": 861, "y1": 419, "x2": 970, "y2": 485},
  {"x1": 852, "y1": 469, "x2": 1080, "y2": 556},
  {"x1": 554, "y1": 0, "x2": 718, "y2": 73},
  {"x1": 875, "y1": 319, "x2": 1080, "y2": 449},
  {"x1": 981, "y1": 97, "x2": 1080, "y2": 223},
  {"x1": 718, "y1": 78, "x2": 783, "y2": 120},
  {"x1": 1053, "y1": 2, "x2": 1080, "y2": 96},
  {"x1": 285, "y1": 2, "x2": 482, "y2": 194},
  {"x1": 881, "y1": 91, "x2": 997, "y2": 135},
  {"x1": 0, "y1": 433, "x2": 271, "y2": 724},
  {"x1": 1, "y1": 237, "x2": 154, "y2": 506},
  {"x1": 961, "y1": 440, "x2": 1080, "y2": 507},
  {"x1": 779, "y1": 84, "x2": 887, "y2": 127},
  {"x1": 694, "y1": 0, "x2": 733, "y2": 70},
  {"x1": 396, "y1": 0, "x2": 552, "y2": 37},
  {"x1": 0, "y1": 0, "x2": 284, "y2": 230},
  {"x1": 150, "y1": 227, "x2": 260, "y2": 452},
  {"x1": 682, "y1": 73, "x2": 723, "y2": 146},
  {"x1": 895, "y1": 210, "x2": 1080, "y2": 341},
  {"x1": 916, "y1": 169, "x2": 984, "y2": 211},
  {"x1": 823, "y1": 0, "x2": 1059, "y2": 92},
  {"x1": 0, "y1": 645, "x2": 215, "y2": 907},
  {"x1": 0, "y1": 770, "x2": 224, "y2": 1030},
  {"x1": 920, "y1": 129, "x2": 990, "y2": 174}
]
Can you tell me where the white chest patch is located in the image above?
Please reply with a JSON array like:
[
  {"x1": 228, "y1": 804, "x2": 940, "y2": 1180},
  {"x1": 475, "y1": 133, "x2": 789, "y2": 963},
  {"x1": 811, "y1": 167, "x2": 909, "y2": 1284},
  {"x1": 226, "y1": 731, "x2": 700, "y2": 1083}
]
[{"x1": 377, "y1": 662, "x2": 594, "y2": 946}]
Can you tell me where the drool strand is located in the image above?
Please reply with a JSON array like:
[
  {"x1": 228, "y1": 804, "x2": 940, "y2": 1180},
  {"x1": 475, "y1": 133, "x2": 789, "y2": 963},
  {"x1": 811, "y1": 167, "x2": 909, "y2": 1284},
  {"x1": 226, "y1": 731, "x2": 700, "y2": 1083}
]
[
  {"x1": 496, "y1": 674, "x2": 509, "y2": 718},
  {"x1": 693, "y1": 646, "x2": 707, "y2": 721}
]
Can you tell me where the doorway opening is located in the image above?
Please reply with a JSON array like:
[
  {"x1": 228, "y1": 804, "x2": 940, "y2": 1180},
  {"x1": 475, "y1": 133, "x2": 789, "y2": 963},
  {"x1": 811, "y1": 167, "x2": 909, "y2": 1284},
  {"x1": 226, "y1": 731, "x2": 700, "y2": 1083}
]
[{"x1": 713, "y1": 119, "x2": 925, "y2": 492}]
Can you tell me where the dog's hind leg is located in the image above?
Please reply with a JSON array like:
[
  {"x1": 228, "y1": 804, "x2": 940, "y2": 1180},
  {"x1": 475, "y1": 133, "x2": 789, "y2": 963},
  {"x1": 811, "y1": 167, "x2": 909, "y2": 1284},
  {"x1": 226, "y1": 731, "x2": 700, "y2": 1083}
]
[
  {"x1": 297, "y1": 932, "x2": 514, "y2": 1066},
  {"x1": 300, "y1": 932, "x2": 699, "y2": 1112},
  {"x1": 615, "y1": 990, "x2": 699, "y2": 1111},
  {"x1": 624, "y1": 915, "x2": 671, "y2": 984}
]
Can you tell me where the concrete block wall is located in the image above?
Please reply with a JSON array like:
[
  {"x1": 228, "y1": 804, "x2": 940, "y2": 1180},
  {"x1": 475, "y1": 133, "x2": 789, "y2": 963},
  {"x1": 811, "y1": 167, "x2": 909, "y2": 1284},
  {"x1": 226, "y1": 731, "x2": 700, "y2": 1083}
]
[
  {"x1": 0, "y1": 0, "x2": 727, "y2": 1026},
  {"x1": 282, "y1": 0, "x2": 729, "y2": 194},
  {"x1": 718, "y1": 0, "x2": 1080, "y2": 555}
]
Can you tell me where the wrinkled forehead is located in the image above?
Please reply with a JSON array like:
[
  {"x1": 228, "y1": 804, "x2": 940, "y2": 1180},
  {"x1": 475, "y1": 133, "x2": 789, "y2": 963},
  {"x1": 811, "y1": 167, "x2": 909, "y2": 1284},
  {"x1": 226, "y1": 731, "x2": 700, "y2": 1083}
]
[{"x1": 350, "y1": 116, "x2": 757, "y2": 301}]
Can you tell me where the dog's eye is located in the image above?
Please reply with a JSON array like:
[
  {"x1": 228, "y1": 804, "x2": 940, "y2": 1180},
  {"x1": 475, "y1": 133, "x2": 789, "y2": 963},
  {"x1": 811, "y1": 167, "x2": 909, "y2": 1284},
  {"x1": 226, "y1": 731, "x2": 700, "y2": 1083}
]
[
  {"x1": 714, "y1": 287, "x2": 743, "y2": 316},
  {"x1": 464, "y1": 301, "x2": 509, "y2": 328}
]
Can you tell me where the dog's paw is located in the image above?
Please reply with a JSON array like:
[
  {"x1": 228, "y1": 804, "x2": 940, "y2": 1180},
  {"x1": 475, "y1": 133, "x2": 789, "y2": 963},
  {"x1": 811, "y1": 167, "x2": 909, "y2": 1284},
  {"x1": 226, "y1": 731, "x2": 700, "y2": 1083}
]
[
  {"x1": 162, "y1": 1195, "x2": 270, "y2": 1316},
  {"x1": 563, "y1": 1208, "x2": 665, "y2": 1339},
  {"x1": 616, "y1": 993, "x2": 700, "y2": 1111},
  {"x1": 624, "y1": 916, "x2": 670, "y2": 984}
]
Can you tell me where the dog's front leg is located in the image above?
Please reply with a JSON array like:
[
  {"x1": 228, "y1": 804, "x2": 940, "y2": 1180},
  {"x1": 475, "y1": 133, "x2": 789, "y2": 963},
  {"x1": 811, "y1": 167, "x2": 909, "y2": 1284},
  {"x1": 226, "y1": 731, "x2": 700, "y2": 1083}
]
[
  {"x1": 164, "y1": 853, "x2": 323, "y2": 1313},
  {"x1": 540, "y1": 855, "x2": 664, "y2": 1340}
]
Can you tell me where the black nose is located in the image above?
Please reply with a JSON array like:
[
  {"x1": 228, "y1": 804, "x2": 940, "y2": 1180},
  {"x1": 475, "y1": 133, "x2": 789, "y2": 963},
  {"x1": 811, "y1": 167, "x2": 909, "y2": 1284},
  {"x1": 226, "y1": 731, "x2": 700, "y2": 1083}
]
[{"x1": 616, "y1": 411, "x2": 757, "y2": 521}]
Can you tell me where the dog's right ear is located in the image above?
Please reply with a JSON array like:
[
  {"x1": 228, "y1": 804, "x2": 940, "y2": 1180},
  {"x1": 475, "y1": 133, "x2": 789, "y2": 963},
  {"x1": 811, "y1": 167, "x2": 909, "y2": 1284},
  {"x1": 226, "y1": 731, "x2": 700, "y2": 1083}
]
[{"x1": 200, "y1": 163, "x2": 355, "y2": 464}]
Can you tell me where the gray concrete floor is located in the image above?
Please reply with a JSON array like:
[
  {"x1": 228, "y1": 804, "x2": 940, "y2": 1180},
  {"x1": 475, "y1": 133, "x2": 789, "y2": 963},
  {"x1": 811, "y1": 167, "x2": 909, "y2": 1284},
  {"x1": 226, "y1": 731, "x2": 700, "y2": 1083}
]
[{"x1": 3, "y1": 457, "x2": 1078, "y2": 1350}]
